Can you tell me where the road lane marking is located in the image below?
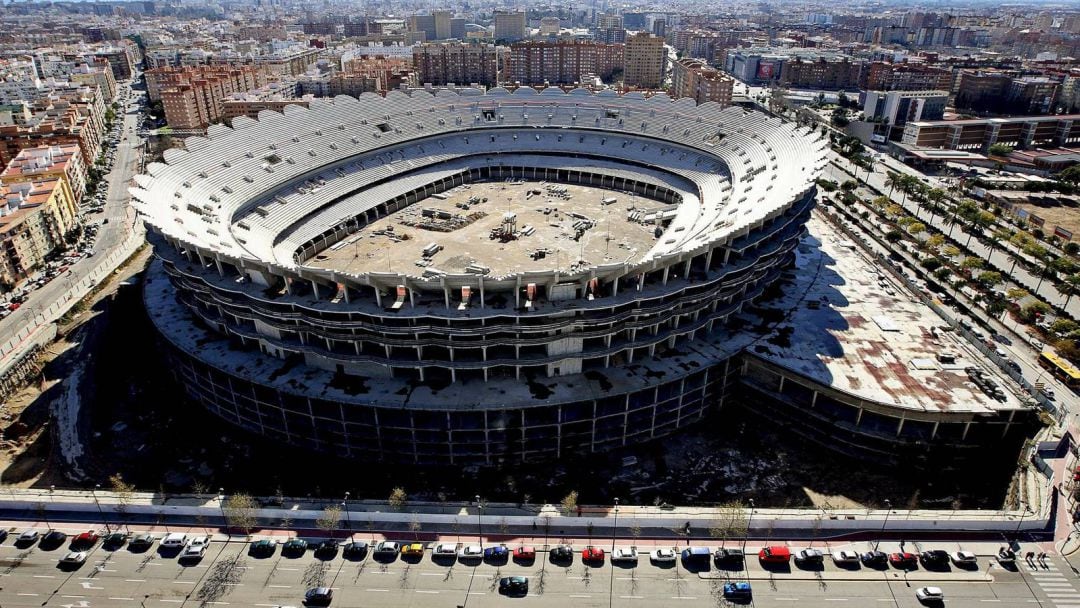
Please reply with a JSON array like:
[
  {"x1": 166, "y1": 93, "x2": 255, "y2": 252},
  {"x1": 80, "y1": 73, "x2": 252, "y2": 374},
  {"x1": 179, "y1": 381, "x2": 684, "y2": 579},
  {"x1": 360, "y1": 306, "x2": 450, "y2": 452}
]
[
  {"x1": 33, "y1": 574, "x2": 55, "y2": 578},
  {"x1": 109, "y1": 597, "x2": 135, "y2": 601},
  {"x1": 17, "y1": 593, "x2": 39, "y2": 596},
  {"x1": 416, "y1": 590, "x2": 439, "y2": 594},
  {"x1": 125, "y1": 579, "x2": 147, "y2": 582},
  {"x1": 570, "y1": 595, "x2": 592, "y2": 598},
  {"x1": 365, "y1": 589, "x2": 389, "y2": 592},
  {"x1": 620, "y1": 596, "x2": 644, "y2": 599},
  {"x1": 420, "y1": 572, "x2": 444, "y2": 576},
  {"x1": 268, "y1": 584, "x2": 291, "y2": 588},
  {"x1": 669, "y1": 597, "x2": 697, "y2": 600},
  {"x1": 825, "y1": 600, "x2": 849, "y2": 602}
]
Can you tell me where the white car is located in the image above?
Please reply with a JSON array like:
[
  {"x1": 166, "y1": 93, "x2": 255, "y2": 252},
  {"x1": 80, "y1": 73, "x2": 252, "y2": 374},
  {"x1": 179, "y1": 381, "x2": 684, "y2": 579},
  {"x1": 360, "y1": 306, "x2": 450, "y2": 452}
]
[
  {"x1": 60, "y1": 551, "x2": 87, "y2": 565},
  {"x1": 831, "y1": 550, "x2": 860, "y2": 565},
  {"x1": 458, "y1": 544, "x2": 483, "y2": 559},
  {"x1": 916, "y1": 586, "x2": 944, "y2": 601},
  {"x1": 650, "y1": 548, "x2": 677, "y2": 563},
  {"x1": 17, "y1": 530, "x2": 39, "y2": 543},
  {"x1": 612, "y1": 548, "x2": 638, "y2": 563},
  {"x1": 951, "y1": 551, "x2": 977, "y2": 565},
  {"x1": 182, "y1": 536, "x2": 209, "y2": 559},
  {"x1": 161, "y1": 533, "x2": 187, "y2": 548},
  {"x1": 433, "y1": 543, "x2": 457, "y2": 556}
]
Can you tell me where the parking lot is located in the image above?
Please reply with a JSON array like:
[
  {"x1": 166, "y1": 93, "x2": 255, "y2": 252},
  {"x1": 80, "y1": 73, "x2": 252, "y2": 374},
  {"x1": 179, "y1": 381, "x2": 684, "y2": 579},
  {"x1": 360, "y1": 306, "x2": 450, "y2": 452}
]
[{"x1": 0, "y1": 524, "x2": 1074, "y2": 608}]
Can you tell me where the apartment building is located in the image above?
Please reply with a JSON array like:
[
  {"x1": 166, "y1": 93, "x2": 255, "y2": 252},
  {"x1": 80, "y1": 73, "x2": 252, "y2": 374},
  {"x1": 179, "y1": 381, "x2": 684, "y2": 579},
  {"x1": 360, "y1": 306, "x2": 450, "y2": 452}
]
[
  {"x1": 0, "y1": 177, "x2": 78, "y2": 288},
  {"x1": 902, "y1": 114, "x2": 1080, "y2": 152},
  {"x1": 412, "y1": 42, "x2": 499, "y2": 87},
  {"x1": 493, "y1": 10, "x2": 527, "y2": 42},
  {"x1": 221, "y1": 94, "x2": 314, "y2": 125},
  {"x1": 670, "y1": 58, "x2": 733, "y2": 106},
  {"x1": 149, "y1": 66, "x2": 271, "y2": 130},
  {"x1": 506, "y1": 41, "x2": 623, "y2": 85},
  {"x1": 863, "y1": 61, "x2": 953, "y2": 92},
  {"x1": 623, "y1": 32, "x2": 666, "y2": 89},
  {"x1": 0, "y1": 143, "x2": 86, "y2": 205}
]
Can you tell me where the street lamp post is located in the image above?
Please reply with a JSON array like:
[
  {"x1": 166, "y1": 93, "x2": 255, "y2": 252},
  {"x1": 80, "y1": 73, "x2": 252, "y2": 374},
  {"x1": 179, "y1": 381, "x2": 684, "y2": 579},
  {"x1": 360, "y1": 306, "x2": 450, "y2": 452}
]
[
  {"x1": 876, "y1": 499, "x2": 892, "y2": 551},
  {"x1": 1015, "y1": 501, "x2": 1029, "y2": 538},
  {"x1": 342, "y1": 492, "x2": 351, "y2": 535},
  {"x1": 218, "y1": 488, "x2": 227, "y2": 532},
  {"x1": 609, "y1": 497, "x2": 619, "y2": 608},
  {"x1": 91, "y1": 483, "x2": 110, "y2": 533},
  {"x1": 611, "y1": 498, "x2": 619, "y2": 552},
  {"x1": 476, "y1": 495, "x2": 483, "y2": 550},
  {"x1": 742, "y1": 499, "x2": 754, "y2": 553}
]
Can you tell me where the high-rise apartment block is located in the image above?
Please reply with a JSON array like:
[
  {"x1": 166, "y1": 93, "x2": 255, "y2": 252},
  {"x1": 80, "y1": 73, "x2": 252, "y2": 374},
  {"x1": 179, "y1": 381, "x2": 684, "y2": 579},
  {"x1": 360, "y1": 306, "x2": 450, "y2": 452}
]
[
  {"x1": 507, "y1": 41, "x2": 623, "y2": 85},
  {"x1": 623, "y1": 32, "x2": 666, "y2": 89},
  {"x1": 670, "y1": 58, "x2": 733, "y2": 106},
  {"x1": 413, "y1": 42, "x2": 499, "y2": 87}
]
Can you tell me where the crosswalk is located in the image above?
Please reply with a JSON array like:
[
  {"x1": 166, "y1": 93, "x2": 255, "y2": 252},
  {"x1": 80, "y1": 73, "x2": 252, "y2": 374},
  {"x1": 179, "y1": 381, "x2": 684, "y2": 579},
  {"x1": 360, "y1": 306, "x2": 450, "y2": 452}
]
[{"x1": 1029, "y1": 558, "x2": 1080, "y2": 607}]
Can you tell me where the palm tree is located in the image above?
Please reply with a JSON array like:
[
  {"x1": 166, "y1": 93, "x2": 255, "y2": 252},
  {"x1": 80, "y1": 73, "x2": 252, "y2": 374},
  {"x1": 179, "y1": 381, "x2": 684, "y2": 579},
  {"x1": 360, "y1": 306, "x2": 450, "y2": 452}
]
[
  {"x1": 884, "y1": 172, "x2": 902, "y2": 199},
  {"x1": 1059, "y1": 273, "x2": 1080, "y2": 310}
]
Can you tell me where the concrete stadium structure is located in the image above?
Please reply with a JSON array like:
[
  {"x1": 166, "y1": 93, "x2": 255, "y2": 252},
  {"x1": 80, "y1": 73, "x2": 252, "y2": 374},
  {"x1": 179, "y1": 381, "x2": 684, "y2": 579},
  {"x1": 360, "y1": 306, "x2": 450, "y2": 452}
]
[{"x1": 134, "y1": 87, "x2": 835, "y2": 464}]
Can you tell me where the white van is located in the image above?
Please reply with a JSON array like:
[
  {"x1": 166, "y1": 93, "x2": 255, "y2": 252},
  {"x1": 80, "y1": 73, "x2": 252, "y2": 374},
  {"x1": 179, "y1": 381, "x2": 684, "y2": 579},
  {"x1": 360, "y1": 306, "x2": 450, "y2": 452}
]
[{"x1": 161, "y1": 533, "x2": 187, "y2": 548}]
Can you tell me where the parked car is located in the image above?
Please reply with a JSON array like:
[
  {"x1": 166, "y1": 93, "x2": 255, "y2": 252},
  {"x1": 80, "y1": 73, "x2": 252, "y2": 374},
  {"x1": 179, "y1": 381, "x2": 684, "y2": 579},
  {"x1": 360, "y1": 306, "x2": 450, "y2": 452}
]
[
  {"x1": 920, "y1": 550, "x2": 950, "y2": 567},
  {"x1": 250, "y1": 539, "x2": 276, "y2": 556},
  {"x1": 282, "y1": 538, "x2": 308, "y2": 554},
  {"x1": 73, "y1": 531, "x2": 100, "y2": 548},
  {"x1": 161, "y1": 533, "x2": 187, "y2": 549},
  {"x1": 17, "y1": 530, "x2": 40, "y2": 544},
  {"x1": 612, "y1": 548, "x2": 638, "y2": 563},
  {"x1": 832, "y1": 550, "x2": 860, "y2": 566},
  {"x1": 650, "y1": 548, "x2": 677, "y2": 563},
  {"x1": 513, "y1": 546, "x2": 536, "y2": 561},
  {"x1": 484, "y1": 545, "x2": 509, "y2": 560},
  {"x1": 758, "y1": 546, "x2": 791, "y2": 564},
  {"x1": 889, "y1": 552, "x2": 918, "y2": 568},
  {"x1": 582, "y1": 547, "x2": 605, "y2": 562},
  {"x1": 681, "y1": 546, "x2": 711, "y2": 565},
  {"x1": 458, "y1": 544, "x2": 482, "y2": 559},
  {"x1": 43, "y1": 530, "x2": 68, "y2": 545},
  {"x1": 129, "y1": 534, "x2": 155, "y2": 550},
  {"x1": 102, "y1": 533, "x2": 127, "y2": 548},
  {"x1": 997, "y1": 548, "x2": 1017, "y2": 565},
  {"x1": 722, "y1": 581, "x2": 752, "y2": 600},
  {"x1": 433, "y1": 543, "x2": 457, "y2": 557},
  {"x1": 550, "y1": 545, "x2": 574, "y2": 562},
  {"x1": 714, "y1": 548, "x2": 745, "y2": 564},
  {"x1": 314, "y1": 540, "x2": 338, "y2": 556},
  {"x1": 342, "y1": 541, "x2": 368, "y2": 559},
  {"x1": 374, "y1": 541, "x2": 399, "y2": 556},
  {"x1": 182, "y1": 536, "x2": 209, "y2": 560},
  {"x1": 951, "y1": 551, "x2": 977, "y2": 566},
  {"x1": 860, "y1": 551, "x2": 887, "y2": 567},
  {"x1": 499, "y1": 576, "x2": 529, "y2": 595},
  {"x1": 796, "y1": 548, "x2": 824, "y2": 564}
]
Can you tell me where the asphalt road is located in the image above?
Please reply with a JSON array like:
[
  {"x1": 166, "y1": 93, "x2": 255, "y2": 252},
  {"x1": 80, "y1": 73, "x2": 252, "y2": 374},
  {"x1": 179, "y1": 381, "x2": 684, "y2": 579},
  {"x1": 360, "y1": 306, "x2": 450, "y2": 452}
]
[
  {"x1": 0, "y1": 83, "x2": 143, "y2": 359},
  {"x1": 0, "y1": 530, "x2": 1073, "y2": 608}
]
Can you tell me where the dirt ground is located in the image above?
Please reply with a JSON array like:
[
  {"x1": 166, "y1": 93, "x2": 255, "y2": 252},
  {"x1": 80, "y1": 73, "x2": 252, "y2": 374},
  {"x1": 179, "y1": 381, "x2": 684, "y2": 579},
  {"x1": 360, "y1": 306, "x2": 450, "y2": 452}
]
[
  {"x1": 1012, "y1": 200, "x2": 1080, "y2": 238},
  {"x1": 0, "y1": 250, "x2": 1022, "y2": 510}
]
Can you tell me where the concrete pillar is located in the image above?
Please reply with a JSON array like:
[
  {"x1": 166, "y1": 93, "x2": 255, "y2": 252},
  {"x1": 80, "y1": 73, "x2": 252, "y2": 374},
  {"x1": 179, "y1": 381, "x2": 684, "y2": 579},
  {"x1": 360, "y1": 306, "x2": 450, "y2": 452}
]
[
  {"x1": 855, "y1": 407, "x2": 863, "y2": 426},
  {"x1": 375, "y1": 287, "x2": 383, "y2": 308},
  {"x1": 777, "y1": 375, "x2": 785, "y2": 393},
  {"x1": 479, "y1": 277, "x2": 485, "y2": 309},
  {"x1": 612, "y1": 278, "x2": 619, "y2": 297},
  {"x1": 723, "y1": 248, "x2": 731, "y2": 264},
  {"x1": 811, "y1": 390, "x2": 818, "y2": 407},
  {"x1": 931, "y1": 421, "x2": 939, "y2": 440},
  {"x1": 962, "y1": 421, "x2": 971, "y2": 441},
  {"x1": 662, "y1": 266, "x2": 670, "y2": 285},
  {"x1": 215, "y1": 258, "x2": 224, "y2": 277},
  {"x1": 896, "y1": 416, "x2": 905, "y2": 437}
]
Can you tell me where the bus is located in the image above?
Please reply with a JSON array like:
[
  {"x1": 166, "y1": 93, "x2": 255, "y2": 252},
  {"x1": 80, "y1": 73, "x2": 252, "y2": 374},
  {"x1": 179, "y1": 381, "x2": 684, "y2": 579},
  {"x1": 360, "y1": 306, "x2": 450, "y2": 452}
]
[{"x1": 1038, "y1": 351, "x2": 1080, "y2": 388}]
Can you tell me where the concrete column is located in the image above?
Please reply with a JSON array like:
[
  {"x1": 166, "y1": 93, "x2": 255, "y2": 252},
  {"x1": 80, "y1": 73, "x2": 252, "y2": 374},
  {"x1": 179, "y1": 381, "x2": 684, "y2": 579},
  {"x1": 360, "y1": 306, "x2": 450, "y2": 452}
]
[
  {"x1": 612, "y1": 278, "x2": 619, "y2": 297},
  {"x1": 811, "y1": 390, "x2": 819, "y2": 407},
  {"x1": 479, "y1": 277, "x2": 485, "y2": 309},
  {"x1": 962, "y1": 421, "x2": 971, "y2": 441},
  {"x1": 705, "y1": 249, "x2": 714, "y2": 271},
  {"x1": 895, "y1": 415, "x2": 906, "y2": 437},
  {"x1": 311, "y1": 280, "x2": 320, "y2": 299},
  {"x1": 777, "y1": 375, "x2": 785, "y2": 394},
  {"x1": 215, "y1": 258, "x2": 224, "y2": 277},
  {"x1": 662, "y1": 266, "x2": 670, "y2": 285},
  {"x1": 375, "y1": 287, "x2": 383, "y2": 308},
  {"x1": 931, "y1": 421, "x2": 939, "y2": 440},
  {"x1": 443, "y1": 286, "x2": 450, "y2": 309},
  {"x1": 723, "y1": 248, "x2": 731, "y2": 264}
]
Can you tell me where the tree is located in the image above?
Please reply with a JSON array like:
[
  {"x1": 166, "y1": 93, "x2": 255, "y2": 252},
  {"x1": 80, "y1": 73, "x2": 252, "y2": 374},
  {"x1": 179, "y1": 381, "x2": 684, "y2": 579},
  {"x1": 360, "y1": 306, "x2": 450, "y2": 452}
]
[
  {"x1": 1060, "y1": 273, "x2": 1080, "y2": 309},
  {"x1": 316, "y1": 505, "x2": 342, "y2": 537},
  {"x1": 109, "y1": 473, "x2": 135, "y2": 528},
  {"x1": 1060, "y1": 164, "x2": 1080, "y2": 184},
  {"x1": 907, "y1": 221, "x2": 926, "y2": 236},
  {"x1": 885, "y1": 229, "x2": 903, "y2": 243},
  {"x1": 933, "y1": 267, "x2": 952, "y2": 281},
  {"x1": 830, "y1": 107, "x2": 849, "y2": 127},
  {"x1": 1020, "y1": 301, "x2": 1051, "y2": 322},
  {"x1": 960, "y1": 256, "x2": 984, "y2": 272},
  {"x1": 560, "y1": 491, "x2": 579, "y2": 516},
  {"x1": 1065, "y1": 242, "x2": 1080, "y2": 255},
  {"x1": 926, "y1": 234, "x2": 945, "y2": 251},
  {"x1": 977, "y1": 271, "x2": 1003, "y2": 288},
  {"x1": 942, "y1": 245, "x2": 962, "y2": 258},
  {"x1": 1006, "y1": 287, "x2": 1030, "y2": 301},
  {"x1": 1052, "y1": 319, "x2": 1080, "y2": 336},
  {"x1": 222, "y1": 493, "x2": 258, "y2": 535},
  {"x1": 920, "y1": 257, "x2": 943, "y2": 271},
  {"x1": 988, "y1": 143, "x2": 1014, "y2": 156},
  {"x1": 388, "y1": 487, "x2": 407, "y2": 510}
]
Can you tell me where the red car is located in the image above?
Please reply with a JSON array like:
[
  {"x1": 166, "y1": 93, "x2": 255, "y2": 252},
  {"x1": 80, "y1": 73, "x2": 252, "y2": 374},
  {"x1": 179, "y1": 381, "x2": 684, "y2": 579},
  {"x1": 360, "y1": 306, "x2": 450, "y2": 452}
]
[
  {"x1": 73, "y1": 531, "x2": 100, "y2": 548},
  {"x1": 582, "y1": 547, "x2": 605, "y2": 562},
  {"x1": 758, "y1": 546, "x2": 791, "y2": 563},
  {"x1": 513, "y1": 546, "x2": 536, "y2": 561},
  {"x1": 889, "y1": 552, "x2": 918, "y2": 568}
]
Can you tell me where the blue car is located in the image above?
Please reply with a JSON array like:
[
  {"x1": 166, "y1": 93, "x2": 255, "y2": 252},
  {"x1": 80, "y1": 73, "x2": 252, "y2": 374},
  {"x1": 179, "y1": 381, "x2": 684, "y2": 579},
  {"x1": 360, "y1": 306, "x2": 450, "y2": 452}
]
[
  {"x1": 723, "y1": 582, "x2": 752, "y2": 600},
  {"x1": 484, "y1": 546, "x2": 509, "y2": 560}
]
